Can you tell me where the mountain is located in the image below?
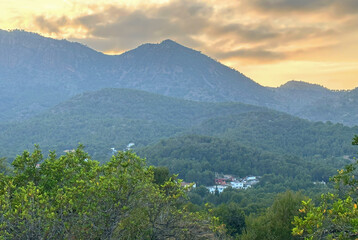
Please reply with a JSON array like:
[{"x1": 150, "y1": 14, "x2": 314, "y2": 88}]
[
  {"x1": 0, "y1": 30, "x2": 116, "y2": 121},
  {"x1": 273, "y1": 81, "x2": 358, "y2": 126},
  {"x1": 0, "y1": 30, "x2": 273, "y2": 122},
  {"x1": 112, "y1": 39, "x2": 274, "y2": 104},
  {"x1": 137, "y1": 135, "x2": 309, "y2": 185},
  {"x1": 0, "y1": 30, "x2": 357, "y2": 125}
]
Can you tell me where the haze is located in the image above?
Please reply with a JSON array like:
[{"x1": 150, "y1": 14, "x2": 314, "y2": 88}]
[{"x1": 1, "y1": 0, "x2": 358, "y2": 90}]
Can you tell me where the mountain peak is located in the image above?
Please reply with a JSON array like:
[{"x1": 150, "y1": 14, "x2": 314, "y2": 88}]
[
  {"x1": 279, "y1": 80, "x2": 328, "y2": 91},
  {"x1": 160, "y1": 39, "x2": 181, "y2": 47}
]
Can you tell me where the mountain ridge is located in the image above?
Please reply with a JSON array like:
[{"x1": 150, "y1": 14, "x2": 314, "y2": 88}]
[{"x1": 0, "y1": 29, "x2": 357, "y2": 125}]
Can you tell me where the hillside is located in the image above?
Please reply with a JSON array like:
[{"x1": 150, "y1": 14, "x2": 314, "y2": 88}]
[
  {"x1": 0, "y1": 87, "x2": 356, "y2": 164},
  {"x1": 273, "y1": 81, "x2": 358, "y2": 126},
  {"x1": 1, "y1": 30, "x2": 357, "y2": 125},
  {"x1": 0, "y1": 88, "x2": 267, "y2": 160},
  {"x1": 137, "y1": 135, "x2": 350, "y2": 186},
  {"x1": 0, "y1": 30, "x2": 273, "y2": 122},
  {"x1": 296, "y1": 87, "x2": 358, "y2": 126},
  {"x1": 190, "y1": 111, "x2": 358, "y2": 157},
  {"x1": 113, "y1": 39, "x2": 274, "y2": 105},
  {"x1": 0, "y1": 30, "x2": 117, "y2": 121}
]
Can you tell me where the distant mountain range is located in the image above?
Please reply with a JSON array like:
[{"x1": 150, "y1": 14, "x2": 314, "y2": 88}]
[{"x1": 0, "y1": 29, "x2": 357, "y2": 125}]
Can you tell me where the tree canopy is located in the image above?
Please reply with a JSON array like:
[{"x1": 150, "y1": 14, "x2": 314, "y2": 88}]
[
  {"x1": 0, "y1": 145, "x2": 224, "y2": 239},
  {"x1": 292, "y1": 135, "x2": 358, "y2": 239}
]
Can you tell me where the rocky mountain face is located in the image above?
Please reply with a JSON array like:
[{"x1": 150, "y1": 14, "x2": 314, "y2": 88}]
[{"x1": 0, "y1": 30, "x2": 357, "y2": 125}]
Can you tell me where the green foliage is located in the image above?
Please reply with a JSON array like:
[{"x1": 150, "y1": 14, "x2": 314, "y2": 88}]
[
  {"x1": 152, "y1": 166, "x2": 175, "y2": 186},
  {"x1": 139, "y1": 135, "x2": 349, "y2": 187},
  {"x1": 0, "y1": 146, "x2": 224, "y2": 239},
  {"x1": 0, "y1": 157, "x2": 11, "y2": 175},
  {"x1": 212, "y1": 202, "x2": 246, "y2": 236},
  {"x1": 241, "y1": 191, "x2": 306, "y2": 240},
  {"x1": 0, "y1": 88, "x2": 265, "y2": 160},
  {"x1": 0, "y1": 88, "x2": 356, "y2": 165},
  {"x1": 292, "y1": 139, "x2": 358, "y2": 239},
  {"x1": 191, "y1": 112, "x2": 358, "y2": 158}
]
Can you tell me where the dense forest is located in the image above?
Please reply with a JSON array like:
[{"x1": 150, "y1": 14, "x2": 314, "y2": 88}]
[
  {"x1": 0, "y1": 136, "x2": 357, "y2": 239},
  {"x1": 0, "y1": 88, "x2": 356, "y2": 162}
]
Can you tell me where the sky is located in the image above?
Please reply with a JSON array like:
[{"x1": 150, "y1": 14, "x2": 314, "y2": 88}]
[{"x1": 1, "y1": 0, "x2": 357, "y2": 90}]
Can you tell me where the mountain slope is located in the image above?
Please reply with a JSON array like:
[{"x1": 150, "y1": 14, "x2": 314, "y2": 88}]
[
  {"x1": 0, "y1": 30, "x2": 116, "y2": 121},
  {"x1": 190, "y1": 111, "x2": 358, "y2": 158},
  {"x1": 0, "y1": 87, "x2": 356, "y2": 163},
  {"x1": 0, "y1": 30, "x2": 274, "y2": 122},
  {"x1": 0, "y1": 88, "x2": 267, "y2": 160},
  {"x1": 112, "y1": 39, "x2": 274, "y2": 104},
  {"x1": 0, "y1": 30, "x2": 357, "y2": 126}
]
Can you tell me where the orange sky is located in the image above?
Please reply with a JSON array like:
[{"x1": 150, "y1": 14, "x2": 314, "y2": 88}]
[{"x1": 1, "y1": 0, "x2": 357, "y2": 90}]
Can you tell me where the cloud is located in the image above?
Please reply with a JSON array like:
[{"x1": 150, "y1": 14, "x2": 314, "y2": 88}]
[
  {"x1": 27, "y1": 0, "x2": 358, "y2": 65},
  {"x1": 34, "y1": 16, "x2": 69, "y2": 34},
  {"x1": 246, "y1": 0, "x2": 358, "y2": 16},
  {"x1": 248, "y1": 0, "x2": 333, "y2": 12},
  {"x1": 215, "y1": 48, "x2": 285, "y2": 63}
]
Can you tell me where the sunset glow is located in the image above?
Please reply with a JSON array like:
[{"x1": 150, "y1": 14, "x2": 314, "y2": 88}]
[{"x1": 1, "y1": 0, "x2": 357, "y2": 90}]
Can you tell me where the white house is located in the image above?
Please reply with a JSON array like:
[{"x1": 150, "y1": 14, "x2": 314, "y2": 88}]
[
  {"x1": 207, "y1": 185, "x2": 227, "y2": 194},
  {"x1": 230, "y1": 181, "x2": 244, "y2": 189}
]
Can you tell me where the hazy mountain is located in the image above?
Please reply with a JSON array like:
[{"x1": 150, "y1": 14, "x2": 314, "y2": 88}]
[
  {"x1": 0, "y1": 30, "x2": 357, "y2": 125},
  {"x1": 273, "y1": 81, "x2": 358, "y2": 126},
  {"x1": 0, "y1": 30, "x2": 116, "y2": 121},
  {"x1": 112, "y1": 39, "x2": 274, "y2": 105},
  {"x1": 0, "y1": 30, "x2": 273, "y2": 122}
]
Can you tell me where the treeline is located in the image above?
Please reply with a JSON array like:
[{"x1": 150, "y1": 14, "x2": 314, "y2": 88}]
[{"x1": 138, "y1": 135, "x2": 350, "y2": 186}]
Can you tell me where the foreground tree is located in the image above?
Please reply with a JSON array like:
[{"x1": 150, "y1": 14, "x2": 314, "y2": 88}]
[
  {"x1": 292, "y1": 135, "x2": 358, "y2": 239},
  {"x1": 241, "y1": 191, "x2": 306, "y2": 240},
  {"x1": 0, "y1": 145, "x2": 224, "y2": 239}
]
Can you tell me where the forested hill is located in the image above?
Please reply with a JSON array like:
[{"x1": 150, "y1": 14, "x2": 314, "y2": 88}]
[
  {"x1": 1, "y1": 30, "x2": 357, "y2": 125},
  {"x1": 48, "y1": 88, "x2": 268, "y2": 127},
  {"x1": 0, "y1": 88, "x2": 268, "y2": 159},
  {"x1": 190, "y1": 111, "x2": 358, "y2": 158},
  {"x1": 0, "y1": 88, "x2": 356, "y2": 162},
  {"x1": 137, "y1": 135, "x2": 349, "y2": 186}
]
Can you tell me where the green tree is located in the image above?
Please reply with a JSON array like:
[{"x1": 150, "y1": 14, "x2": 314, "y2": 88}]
[
  {"x1": 292, "y1": 136, "x2": 358, "y2": 239},
  {"x1": 0, "y1": 157, "x2": 11, "y2": 175},
  {"x1": 241, "y1": 191, "x2": 305, "y2": 240},
  {"x1": 213, "y1": 202, "x2": 246, "y2": 237},
  {"x1": 0, "y1": 145, "x2": 224, "y2": 239}
]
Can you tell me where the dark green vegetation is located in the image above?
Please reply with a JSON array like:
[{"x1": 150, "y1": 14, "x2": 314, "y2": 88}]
[
  {"x1": 1, "y1": 30, "x2": 357, "y2": 125},
  {"x1": 190, "y1": 111, "x2": 357, "y2": 157},
  {"x1": 0, "y1": 88, "x2": 268, "y2": 159},
  {"x1": 0, "y1": 146, "x2": 225, "y2": 239},
  {"x1": 292, "y1": 136, "x2": 358, "y2": 239},
  {"x1": 138, "y1": 134, "x2": 351, "y2": 186},
  {"x1": 0, "y1": 88, "x2": 356, "y2": 163},
  {"x1": 2, "y1": 142, "x2": 356, "y2": 239}
]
